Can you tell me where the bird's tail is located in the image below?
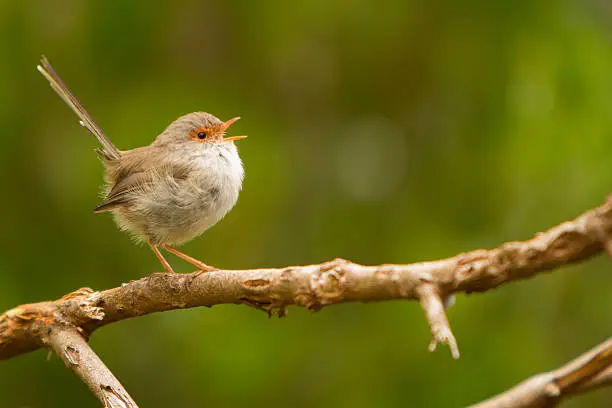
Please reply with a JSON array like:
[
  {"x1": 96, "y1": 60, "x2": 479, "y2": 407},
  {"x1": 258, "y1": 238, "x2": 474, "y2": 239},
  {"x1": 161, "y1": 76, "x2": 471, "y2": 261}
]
[{"x1": 37, "y1": 56, "x2": 121, "y2": 161}]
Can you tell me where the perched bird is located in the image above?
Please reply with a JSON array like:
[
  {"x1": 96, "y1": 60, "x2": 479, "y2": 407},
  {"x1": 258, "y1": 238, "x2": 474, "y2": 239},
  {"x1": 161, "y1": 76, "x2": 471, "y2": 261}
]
[{"x1": 37, "y1": 56, "x2": 247, "y2": 273}]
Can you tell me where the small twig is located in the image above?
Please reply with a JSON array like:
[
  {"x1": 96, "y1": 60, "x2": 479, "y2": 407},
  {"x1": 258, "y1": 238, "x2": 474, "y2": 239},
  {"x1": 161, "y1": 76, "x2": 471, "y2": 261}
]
[
  {"x1": 471, "y1": 338, "x2": 612, "y2": 408},
  {"x1": 416, "y1": 283, "x2": 459, "y2": 359},
  {"x1": 48, "y1": 326, "x2": 138, "y2": 408}
]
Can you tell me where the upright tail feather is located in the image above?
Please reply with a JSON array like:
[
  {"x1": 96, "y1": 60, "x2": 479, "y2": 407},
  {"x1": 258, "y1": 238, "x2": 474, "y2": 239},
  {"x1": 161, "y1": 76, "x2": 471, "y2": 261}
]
[{"x1": 37, "y1": 56, "x2": 121, "y2": 161}]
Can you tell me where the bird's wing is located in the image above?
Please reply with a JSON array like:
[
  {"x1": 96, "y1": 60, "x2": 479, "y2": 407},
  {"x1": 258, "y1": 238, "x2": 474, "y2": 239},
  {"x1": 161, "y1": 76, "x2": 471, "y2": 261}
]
[
  {"x1": 94, "y1": 171, "x2": 151, "y2": 213},
  {"x1": 94, "y1": 157, "x2": 191, "y2": 213}
]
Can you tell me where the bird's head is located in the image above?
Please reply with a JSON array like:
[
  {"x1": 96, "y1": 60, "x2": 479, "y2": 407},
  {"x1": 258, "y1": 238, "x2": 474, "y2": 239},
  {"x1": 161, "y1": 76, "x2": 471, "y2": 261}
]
[{"x1": 155, "y1": 112, "x2": 247, "y2": 149}]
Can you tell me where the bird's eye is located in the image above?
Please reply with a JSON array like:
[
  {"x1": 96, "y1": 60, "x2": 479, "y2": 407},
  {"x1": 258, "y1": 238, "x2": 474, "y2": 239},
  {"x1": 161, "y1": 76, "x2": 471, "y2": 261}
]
[{"x1": 197, "y1": 132, "x2": 207, "y2": 140}]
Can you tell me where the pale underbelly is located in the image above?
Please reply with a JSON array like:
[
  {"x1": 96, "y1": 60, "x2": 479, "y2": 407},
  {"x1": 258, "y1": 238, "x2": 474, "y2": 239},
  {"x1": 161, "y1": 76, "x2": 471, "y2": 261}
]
[{"x1": 113, "y1": 185, "x2": 238, "y2": 245}]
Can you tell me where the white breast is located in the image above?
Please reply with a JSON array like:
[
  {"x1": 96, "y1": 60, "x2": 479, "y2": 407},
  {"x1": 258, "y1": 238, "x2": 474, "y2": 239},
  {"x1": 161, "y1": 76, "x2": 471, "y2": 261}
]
[
  {"x1": 124, "y1": 143, "x2": 244, "y2": 246},
  {"x1": 179, "y1": 143, "x2": 244, "y2": 242}
]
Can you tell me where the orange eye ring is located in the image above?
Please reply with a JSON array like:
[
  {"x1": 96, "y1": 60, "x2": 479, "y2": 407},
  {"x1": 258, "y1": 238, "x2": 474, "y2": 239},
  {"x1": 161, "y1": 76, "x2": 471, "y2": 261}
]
[{"x1": 190, "y1": 127, "x2": 210, "y2": 141}]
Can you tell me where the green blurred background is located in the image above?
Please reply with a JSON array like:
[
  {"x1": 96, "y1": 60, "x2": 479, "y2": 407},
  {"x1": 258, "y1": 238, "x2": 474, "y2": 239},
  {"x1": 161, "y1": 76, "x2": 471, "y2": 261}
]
[{"x1": 1, "y1": 0, "x2": 612, "y2": 407}]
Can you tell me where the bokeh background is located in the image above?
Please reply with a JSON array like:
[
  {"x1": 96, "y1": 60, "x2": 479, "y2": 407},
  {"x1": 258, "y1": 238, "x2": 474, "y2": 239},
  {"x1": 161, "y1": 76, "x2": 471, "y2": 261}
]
[{"x1": 1, "y1": 1, "x2": 612, "y2": 407}]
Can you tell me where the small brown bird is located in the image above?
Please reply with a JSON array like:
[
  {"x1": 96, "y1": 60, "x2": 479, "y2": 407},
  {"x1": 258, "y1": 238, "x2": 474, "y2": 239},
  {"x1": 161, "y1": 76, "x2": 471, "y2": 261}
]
[{"x1": 37, "y1": 56, "x2": 247, "y2": 273}]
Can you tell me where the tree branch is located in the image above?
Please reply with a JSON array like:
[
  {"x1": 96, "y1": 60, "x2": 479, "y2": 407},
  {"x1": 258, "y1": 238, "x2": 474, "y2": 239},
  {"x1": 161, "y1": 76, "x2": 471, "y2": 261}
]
[
  {"x1": 471, "y1": 338, "x2": 612, "y2": 408},
  {"x1": 2, "y1": 196, "x2": 612, "y2": 406},
  {"x1": 3, "y1": 196, "x2": 612, "y2": 362},
  {"x1": 48, "y1": 326, "x2": 138, "y2": 408}
]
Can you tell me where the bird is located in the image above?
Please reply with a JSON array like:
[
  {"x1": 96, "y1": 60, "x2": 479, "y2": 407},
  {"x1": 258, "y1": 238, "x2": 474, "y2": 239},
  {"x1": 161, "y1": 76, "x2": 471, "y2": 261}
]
[{"x1": 37, "y1": 56, "x2": 247, "y2": 274}]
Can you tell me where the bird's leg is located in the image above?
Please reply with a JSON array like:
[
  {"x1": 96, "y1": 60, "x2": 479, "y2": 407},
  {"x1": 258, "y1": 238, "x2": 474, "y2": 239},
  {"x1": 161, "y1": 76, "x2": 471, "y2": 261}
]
[
  {"x1": 148, "y1": 242, "x2": 175, "y2": 273},
  {"x1": 161, "y1": 244, "x2": 218, "y2": 272}
]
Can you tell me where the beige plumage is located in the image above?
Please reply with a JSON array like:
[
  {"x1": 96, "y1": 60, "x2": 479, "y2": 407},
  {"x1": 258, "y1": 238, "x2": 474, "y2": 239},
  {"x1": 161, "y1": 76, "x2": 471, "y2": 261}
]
[{"x1": 37, "y1": 56, "x2": 247, "y2": 273}]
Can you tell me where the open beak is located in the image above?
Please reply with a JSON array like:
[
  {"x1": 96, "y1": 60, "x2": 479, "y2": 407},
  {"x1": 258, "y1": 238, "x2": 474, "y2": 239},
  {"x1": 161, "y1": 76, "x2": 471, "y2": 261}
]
[
  {"x1": 221, "y1": 116, "x2": 247, "y2": 142},
  {"x1": 223, "y1": 135, "x2": 248, "y2": 142}
]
